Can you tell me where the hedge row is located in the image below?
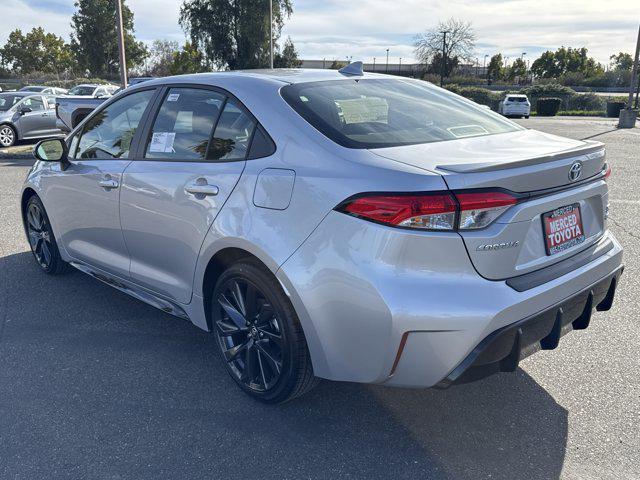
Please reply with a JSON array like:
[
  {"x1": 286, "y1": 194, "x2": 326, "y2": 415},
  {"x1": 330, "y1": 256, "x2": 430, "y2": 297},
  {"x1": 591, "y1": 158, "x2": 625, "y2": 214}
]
[{"x1": 445, "y1": 83, "x2": 625, "y2": 113}]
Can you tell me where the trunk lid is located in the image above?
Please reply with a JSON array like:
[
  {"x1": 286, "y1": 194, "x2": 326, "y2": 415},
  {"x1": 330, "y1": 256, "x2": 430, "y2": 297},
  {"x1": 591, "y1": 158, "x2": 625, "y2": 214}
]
[{"x1": 371, "y1": 129, "x2": 608, "y2": 280}]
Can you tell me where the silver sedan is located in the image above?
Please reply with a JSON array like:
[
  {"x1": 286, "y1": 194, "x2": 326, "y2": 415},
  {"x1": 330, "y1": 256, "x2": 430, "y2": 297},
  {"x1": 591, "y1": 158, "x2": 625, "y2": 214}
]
[{"x1": 21, "y1": 67, "x2": 623, "y2": 403}]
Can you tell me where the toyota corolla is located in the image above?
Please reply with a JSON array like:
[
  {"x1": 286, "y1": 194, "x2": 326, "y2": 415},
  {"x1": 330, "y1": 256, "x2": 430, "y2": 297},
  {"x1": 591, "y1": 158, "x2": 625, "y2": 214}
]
[{"x1": 22, "y1": 65, "x2": 623, "y2": 403}]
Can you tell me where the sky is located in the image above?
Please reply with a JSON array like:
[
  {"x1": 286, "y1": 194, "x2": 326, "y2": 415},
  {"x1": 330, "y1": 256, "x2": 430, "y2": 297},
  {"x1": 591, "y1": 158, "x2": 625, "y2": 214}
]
[{"x1": 4, "y1": 0, "x2": 639, "y2": 66}]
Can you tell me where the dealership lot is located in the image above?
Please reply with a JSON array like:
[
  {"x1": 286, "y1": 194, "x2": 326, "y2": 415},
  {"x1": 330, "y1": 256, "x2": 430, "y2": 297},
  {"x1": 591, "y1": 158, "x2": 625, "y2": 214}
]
[{"x1": 0, "y1": 117, "x2": 638, "y2": 479}]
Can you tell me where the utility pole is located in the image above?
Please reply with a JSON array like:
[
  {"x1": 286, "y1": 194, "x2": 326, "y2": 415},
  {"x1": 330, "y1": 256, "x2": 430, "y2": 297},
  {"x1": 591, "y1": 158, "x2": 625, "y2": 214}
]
[
  {"x1": 386, "y1": 49, "x2": 389, "y2": 73},
  {"x1": 269, "y1": 0, "x2": 274, "y2": 69},
  {"x1": 439, "y1": 30, "x2": 448, "y2": 87},
  {"x1": 115, "y1": 0, "x2": 127, "y2": 88},
  {"x1": 619, "y1": 23, "x2": 639, "y2": 128}
]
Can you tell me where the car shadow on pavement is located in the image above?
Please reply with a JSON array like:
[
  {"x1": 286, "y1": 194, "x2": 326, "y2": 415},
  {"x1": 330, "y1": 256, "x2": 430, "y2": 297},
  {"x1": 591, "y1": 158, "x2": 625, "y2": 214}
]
[{"x1": 0, "y1": 251, "x2": 568, "y2": 480}]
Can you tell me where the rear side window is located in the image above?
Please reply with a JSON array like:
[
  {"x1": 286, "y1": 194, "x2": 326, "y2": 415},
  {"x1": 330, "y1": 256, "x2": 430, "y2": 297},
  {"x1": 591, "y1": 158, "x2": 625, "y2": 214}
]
[
  {"x1": 145, "y1": 88, "x2": 225, "y2": 160},
  {"x1": 282, "y1": 79, "x2": 522, "y2": 149},
  {"x1": 207, "y1": 100, "x2": 256, "y2": 161}
]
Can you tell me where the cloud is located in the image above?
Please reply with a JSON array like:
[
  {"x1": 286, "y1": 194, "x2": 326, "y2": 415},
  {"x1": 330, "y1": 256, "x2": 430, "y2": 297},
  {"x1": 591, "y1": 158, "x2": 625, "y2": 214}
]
[{"x1": 5, "y1": 0, "x2": 639, "y2": 66}]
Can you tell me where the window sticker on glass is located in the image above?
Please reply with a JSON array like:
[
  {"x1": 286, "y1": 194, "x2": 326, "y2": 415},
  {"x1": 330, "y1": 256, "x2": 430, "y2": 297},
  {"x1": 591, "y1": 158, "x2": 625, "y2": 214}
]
[
  {"x1": 334, "y1": 97, "x2": 389, "y2": 125},
  {"x1": 149, "y1": 132, "x2": 176, "y2": 153},
  {"x1": 167, "y1": 93, "x2": 180, "y2": 102}
]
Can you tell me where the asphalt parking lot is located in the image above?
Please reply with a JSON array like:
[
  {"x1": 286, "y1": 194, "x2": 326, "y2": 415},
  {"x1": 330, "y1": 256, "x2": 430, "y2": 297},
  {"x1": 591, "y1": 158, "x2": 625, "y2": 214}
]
[{"x1": 0, "y1": 117, "x2": 638, "y2": 480}]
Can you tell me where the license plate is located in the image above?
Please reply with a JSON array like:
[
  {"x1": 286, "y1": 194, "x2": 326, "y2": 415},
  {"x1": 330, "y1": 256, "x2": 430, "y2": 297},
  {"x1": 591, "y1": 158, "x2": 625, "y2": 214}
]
[{"x1": 542, "y1": 203, "x2": 586, "y2": 255}]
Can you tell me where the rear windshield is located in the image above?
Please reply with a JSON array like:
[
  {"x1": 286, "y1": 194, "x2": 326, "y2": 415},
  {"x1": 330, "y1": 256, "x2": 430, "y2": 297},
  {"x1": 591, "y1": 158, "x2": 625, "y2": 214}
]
[
  {"x1": 281, "y1": 79, "x2": 521, "y2": 149},
  {"x1": 68, "y1": 86, "x2": 96, "y2": 96},
  {"x1": 507, "y1": 97, "x2": 528, "y2": 102}
]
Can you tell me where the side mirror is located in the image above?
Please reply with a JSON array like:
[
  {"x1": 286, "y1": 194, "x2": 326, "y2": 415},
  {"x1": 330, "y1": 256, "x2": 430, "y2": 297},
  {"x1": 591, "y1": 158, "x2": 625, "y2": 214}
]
[
  {"x1": 19, "y1": 106, "x2": 32, "y2": 115},
  {"x1": 34, "y1": 138, "x2": 68, "y2": 162}
]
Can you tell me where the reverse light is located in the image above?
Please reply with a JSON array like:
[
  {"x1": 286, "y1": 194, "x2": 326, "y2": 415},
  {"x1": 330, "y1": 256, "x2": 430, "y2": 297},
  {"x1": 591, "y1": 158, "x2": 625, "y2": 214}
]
[
  {"x1": 337, "y1": 190, "x2": 519, "y2": 231},
  {"x1": 456, "y1": 191, "x2": 518, "y2": 230},
  {"x1": 339, "y1": 194, "x2": 457, "y2": 230}
]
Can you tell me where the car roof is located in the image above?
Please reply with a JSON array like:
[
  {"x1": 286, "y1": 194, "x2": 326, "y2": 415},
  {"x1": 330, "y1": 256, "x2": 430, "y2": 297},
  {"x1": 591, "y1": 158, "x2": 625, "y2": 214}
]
[
  {"x1": 506, "y1": 94, "x2": 528, "y2": 97},
  {"x1": 138, "y1": 68, "x2": 395, "y2": 89}
]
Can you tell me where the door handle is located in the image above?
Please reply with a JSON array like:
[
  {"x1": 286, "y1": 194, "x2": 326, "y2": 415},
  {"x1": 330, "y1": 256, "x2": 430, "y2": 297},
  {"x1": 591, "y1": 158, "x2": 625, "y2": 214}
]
[
  {"x1": 185, "y1": 179, "x2": 219, "y2": 197},
  {"x1": 98, "y1": 178, "x2": 119, "y2": 190}
]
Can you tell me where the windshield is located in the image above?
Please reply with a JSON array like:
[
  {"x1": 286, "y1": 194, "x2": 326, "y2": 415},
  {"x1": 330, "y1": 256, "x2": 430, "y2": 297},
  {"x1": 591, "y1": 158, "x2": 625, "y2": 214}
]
[
  {"x1": 68, "y1": 86, "x2": 96, "y2": 96},
  {"x1": 20, "y1": 86, "x2": 44, "y2": 92},
  {"x1": 0, "y1": 94, "x2": 26, "y2": 111},
  {"x1": 281, "y1": 79, "x2": 522, "y2": 149}
]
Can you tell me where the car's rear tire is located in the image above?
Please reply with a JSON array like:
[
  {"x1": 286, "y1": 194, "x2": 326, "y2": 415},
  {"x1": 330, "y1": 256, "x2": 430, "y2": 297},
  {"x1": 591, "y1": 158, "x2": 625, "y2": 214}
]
[
  {"x1": 525, "y1": 115, "x2": 530, "y2": 119},
  {"x1": 24, "y1": 195, "x2": 71, "y2": 275},
  {"x1": 211, "y1": 260, "x2": 319, "y2": 403},
  {"x1": 0, "y1": 124, "x2": 16, "y2": 147}
]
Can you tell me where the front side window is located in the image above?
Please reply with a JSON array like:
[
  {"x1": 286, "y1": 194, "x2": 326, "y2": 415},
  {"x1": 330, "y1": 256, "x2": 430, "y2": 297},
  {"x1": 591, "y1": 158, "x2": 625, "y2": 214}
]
[
  {"x1": 282, "y1": 79, "x2": 522, "y2": 149},
  {"x1": 20, "y1": 96, "x2": 45, "y2": 111},
  {"x1": 76, "y1": 89, "x2": 154, "y2": 159},
  {"x1": 145, "y1": 88, "x2": 225, "y2": 160}
]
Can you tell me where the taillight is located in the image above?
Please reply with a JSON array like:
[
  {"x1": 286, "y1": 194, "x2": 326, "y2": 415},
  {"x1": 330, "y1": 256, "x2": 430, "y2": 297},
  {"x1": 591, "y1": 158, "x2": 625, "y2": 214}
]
[
  {"x1": 338, "y1": 193, "x2": 457, "y2": 230},
  {"x1": 603, "y1": 163, "x2": 612, "y2": 179},
  {"x1": 337, "y1": 190, "x2": 518, "y2": 231},
  {"x1": 456, "y1": 191, "x2": 518, "y2": 230}
]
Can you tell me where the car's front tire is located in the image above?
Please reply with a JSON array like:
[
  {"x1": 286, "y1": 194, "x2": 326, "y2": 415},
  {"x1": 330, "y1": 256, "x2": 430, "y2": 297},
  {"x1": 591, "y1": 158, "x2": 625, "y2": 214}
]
[
  {"x1": 211, "y1": 260, "x2": 319, "y2": 403},
  {"x1": 24, "y1": 195, "x2": 71, "y2": 275},
  {"x1": 0, "y1": 124, "x2": 16, "y2": 147}
]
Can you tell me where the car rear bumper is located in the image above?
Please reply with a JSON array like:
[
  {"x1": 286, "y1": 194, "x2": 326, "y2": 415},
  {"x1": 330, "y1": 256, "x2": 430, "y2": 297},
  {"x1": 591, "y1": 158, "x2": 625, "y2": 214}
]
[
  {"x1": 435, "y1": 264, "x2": 623, "y2": 388},
  {"x1": 277, "y1": 211, "x2": 623, "y2": 388}
]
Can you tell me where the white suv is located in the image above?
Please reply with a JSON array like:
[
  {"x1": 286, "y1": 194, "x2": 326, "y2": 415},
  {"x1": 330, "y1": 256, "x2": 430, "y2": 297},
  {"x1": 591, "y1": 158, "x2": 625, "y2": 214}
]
[{"x1": 499, "y1": 94, "x2": 531, "y2": 118}]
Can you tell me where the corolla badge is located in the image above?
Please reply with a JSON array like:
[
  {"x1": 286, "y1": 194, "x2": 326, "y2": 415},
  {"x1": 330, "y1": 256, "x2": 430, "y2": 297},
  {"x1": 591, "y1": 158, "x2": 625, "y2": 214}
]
[
  {"x1": 476, "y1": 241, "x2": 520, "y2": 251},
  {"x1": 568, "y1": 162, "x2": 583, "y2": 182}
]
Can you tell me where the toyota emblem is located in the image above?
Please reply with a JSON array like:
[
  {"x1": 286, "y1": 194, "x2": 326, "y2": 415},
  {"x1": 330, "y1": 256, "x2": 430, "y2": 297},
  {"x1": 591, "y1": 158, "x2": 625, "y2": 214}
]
[{"x1": 568, "y1": 162, "x2": 583, "y2": 182}]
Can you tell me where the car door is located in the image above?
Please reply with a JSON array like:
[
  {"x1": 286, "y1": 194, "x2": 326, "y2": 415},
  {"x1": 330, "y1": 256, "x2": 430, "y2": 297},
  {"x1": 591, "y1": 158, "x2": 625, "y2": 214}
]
[
  {"x1": 14, "y1": 96, "x2": 50, "y2": 138},
  {"x1": 43, "y1": 88, "x2": 157, "y2": 278},
  {"x1": 119, "y1": 86, "x2": 256, "y2": 304},
  {"x1": 44, "y1": 96, "x2": 62, "y2": 135}
]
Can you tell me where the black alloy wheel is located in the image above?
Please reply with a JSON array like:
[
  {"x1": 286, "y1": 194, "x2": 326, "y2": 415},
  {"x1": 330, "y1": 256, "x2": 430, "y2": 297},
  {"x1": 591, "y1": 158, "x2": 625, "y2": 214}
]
[
  {"x1": 212, "y1": 261, "x2": 318, "y2": 403},
  {"x1": 25, "y1": 196, "x2": 69, "y2": 274}
]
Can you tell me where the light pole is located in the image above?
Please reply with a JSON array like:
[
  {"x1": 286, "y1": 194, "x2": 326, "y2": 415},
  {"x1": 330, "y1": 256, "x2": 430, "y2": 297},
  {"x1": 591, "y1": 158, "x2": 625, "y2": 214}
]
[
  {"x1": 386, "y1": 49, "x2": 390, "y2": 73},
  {"x1": 373, "y1": 57, "x2": 376, "y2": 71},
  {"x1": 399, "y1": 57, "x2": 402, "y2": 73},
  {"x1": 475, "y1": 57, "x2": 479, "y2": 77},
  {"x1": 269, "y1": 0, "x2": 274, "y2": 69},
  {"x1": 439, "y1": 30, "x2": 449, "y2": 87},
  {"x1": 115, "y1": 0, "x2": 127, "y2": 88},
  {"x1": 484, "y1": 54, "x2": 488, "y2": 80}
]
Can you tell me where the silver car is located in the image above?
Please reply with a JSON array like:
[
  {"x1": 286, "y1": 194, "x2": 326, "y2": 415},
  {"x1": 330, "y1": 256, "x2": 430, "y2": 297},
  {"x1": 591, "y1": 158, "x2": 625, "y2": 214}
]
[
  {"x1": 22, "y1": 68, "x2": 623, "y2": 403},
  {"x1": 0, "y1": 93, "x2": 63, "y2": 147}
]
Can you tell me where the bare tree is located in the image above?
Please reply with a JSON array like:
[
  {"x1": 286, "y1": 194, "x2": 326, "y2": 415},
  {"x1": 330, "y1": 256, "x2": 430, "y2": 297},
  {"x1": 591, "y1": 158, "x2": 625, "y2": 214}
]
[{"x1": 414, "y1": 18, "x2": 476, "y2": 68}]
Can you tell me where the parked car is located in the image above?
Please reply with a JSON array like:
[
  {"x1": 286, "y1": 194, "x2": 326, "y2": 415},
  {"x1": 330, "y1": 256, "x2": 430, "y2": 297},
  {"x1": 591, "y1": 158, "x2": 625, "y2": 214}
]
[
  {"x1": 55, "y1": 84, "x2": 120, "y2": 132},
  {"x1": 55, "y1": 95, "x2": 108, "y2": 133},
  {"x1": 498, "y1": 94, "x2": 531, "y2": 118},
  {"x1": 67, "y1": 84, "x2": 118, "y2": 97},
  {"x1": 22, "y1": 68, "x2": 622, "y2": 403},
  {"x1": 0, "y1": 93, "x2": 63, "y2": 147},
  {"x1": 19, "y1": 86, "x2": 69, "y2": 95}
]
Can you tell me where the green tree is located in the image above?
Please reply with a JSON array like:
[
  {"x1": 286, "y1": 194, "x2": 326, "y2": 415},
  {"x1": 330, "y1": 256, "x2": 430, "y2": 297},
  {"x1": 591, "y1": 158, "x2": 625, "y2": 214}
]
[
  {"x1": 610, "y1": 52, "x2": 633, "y2": 71},
  {"x1": 169, "y1": 42, "x2": 207, "y2": 75},
  {"x1": 179, "y1": 0, "x2": 293, "y2": 70},
  {"x1": 147, "y1": 39, "x2": 180, "y2": 76},
  {"x1": 486, "y1": 53, "x2": 503, "y2": 80},
  {"x1": 274, "y1": 37, "x2": 301, "y2": 68},
  {"x1": 507, "y1": 57, "x2": 527, "y2": 81},
  {"x1": 531, "y1": 47, "x2": 602, "y2": 79},
  {"x1": 0, "y1": 27, "x2": 74, "y2": 75},
  {"x1": 427, "y1": 52, "x2": 459, "y2": 77},
  {"x1": 71, "y1": 0, "x2": 148, "y2": 77}
]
